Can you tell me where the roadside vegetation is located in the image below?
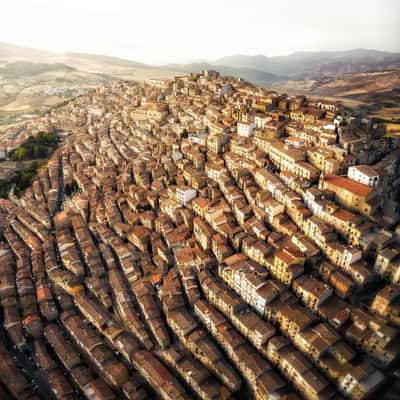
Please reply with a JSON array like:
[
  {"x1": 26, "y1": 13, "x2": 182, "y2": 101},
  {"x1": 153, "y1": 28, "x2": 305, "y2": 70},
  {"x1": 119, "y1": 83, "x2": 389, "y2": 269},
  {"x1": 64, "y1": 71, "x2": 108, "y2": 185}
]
[
  {"x1": 9, "y1": 132, "x2": 58, "y2": 161},
  {"x1": 0, "y1": 132, "x2": 58, "y2": 198},
  {"x1": 0, "y1": 160, "x2": 45, "y2": 198}
]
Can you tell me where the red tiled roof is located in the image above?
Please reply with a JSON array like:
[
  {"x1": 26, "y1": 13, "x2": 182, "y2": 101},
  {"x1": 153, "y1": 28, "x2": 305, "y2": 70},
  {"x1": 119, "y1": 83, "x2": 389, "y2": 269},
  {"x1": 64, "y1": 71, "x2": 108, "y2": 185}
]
[
  {"x1": 324, "y1": 174, "x2": 373, "y2": 197},
  {"x1": 333, "y1": 208, "x2": 359, "y2": 223},
  {"x1": 192, "y1": 197, "x2": 209, "y2": 209}
]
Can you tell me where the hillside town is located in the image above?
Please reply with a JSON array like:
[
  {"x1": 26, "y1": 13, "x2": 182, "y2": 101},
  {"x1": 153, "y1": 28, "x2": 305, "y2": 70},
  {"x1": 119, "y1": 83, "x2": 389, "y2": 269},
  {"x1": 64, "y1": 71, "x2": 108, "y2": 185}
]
[{"x1": 0, "y1": 70, "x2": 399, "y2": 400}]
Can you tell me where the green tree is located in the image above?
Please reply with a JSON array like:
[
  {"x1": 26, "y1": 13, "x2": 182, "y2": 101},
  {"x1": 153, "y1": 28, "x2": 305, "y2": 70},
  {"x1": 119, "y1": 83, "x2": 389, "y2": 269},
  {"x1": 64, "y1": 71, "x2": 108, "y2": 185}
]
[
  {"x1": 10, "y1": 147, "x2": 25, "y2": 161},
  {"x1": 9, "y1": 132, "x2": 58, "y2": 161},
  {"x1": 181, "y1": 129, "x2": 188, "y2": 138}
]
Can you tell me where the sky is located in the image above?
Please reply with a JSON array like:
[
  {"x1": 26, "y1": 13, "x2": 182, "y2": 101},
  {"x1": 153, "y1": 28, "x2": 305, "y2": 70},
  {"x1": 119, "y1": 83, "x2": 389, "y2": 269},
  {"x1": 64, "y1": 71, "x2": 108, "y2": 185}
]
[{"x1": 1, "y1": 0, "x2": 399, "y2": 64}]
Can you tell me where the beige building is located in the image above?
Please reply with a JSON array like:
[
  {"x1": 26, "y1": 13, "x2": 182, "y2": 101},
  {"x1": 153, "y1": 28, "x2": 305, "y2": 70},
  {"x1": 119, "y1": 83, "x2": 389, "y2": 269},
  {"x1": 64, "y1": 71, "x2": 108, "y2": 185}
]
[
  {"x1": 321, "y1": 174, "x2": 381, "y2": 218},
  {"x1": 130, "y1": 102, "x2": 169, "y2": 122}
]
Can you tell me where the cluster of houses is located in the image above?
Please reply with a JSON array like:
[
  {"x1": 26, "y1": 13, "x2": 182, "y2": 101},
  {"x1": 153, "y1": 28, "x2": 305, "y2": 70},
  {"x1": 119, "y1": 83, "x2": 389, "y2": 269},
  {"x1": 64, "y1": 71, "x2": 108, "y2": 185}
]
[{"x1": 0, "y1": 70, "x2": 399, "y2": 400}]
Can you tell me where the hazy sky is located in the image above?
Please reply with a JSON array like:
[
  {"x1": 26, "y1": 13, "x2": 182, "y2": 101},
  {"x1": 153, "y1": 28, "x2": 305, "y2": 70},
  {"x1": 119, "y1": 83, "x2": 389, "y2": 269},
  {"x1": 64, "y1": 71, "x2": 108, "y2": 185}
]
[{"x1": 1, "y1": 0, "x2": 399, "y2": 64}]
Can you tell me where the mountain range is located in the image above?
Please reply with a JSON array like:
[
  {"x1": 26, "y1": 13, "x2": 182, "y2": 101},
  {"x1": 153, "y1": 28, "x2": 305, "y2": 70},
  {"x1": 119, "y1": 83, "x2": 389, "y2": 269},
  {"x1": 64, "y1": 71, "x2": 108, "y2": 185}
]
[
  {"x1": 212, "y1": 49, "x2": 400, "y2": 78},
  {"x1": 2, "y1": 42, "x2": 400, "y2": 82}
]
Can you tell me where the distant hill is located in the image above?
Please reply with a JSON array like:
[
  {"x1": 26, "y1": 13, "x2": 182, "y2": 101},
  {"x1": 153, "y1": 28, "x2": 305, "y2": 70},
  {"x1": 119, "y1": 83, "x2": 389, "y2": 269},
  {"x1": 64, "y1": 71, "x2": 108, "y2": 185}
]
[
  {"x1": 0, "y1": 61, "x2": 76, "y2": 79},
  {"x1": 61, "y1": 52, "x2": 152, "y2": 69},
  {"x1": 0, "y1": 42, "x2": 176, "y2": 77},
  {"x1": 0, "y1": 42, "x2": 399, "y2": 126},
  {"x1": 213, "y1": 49, "x2": 400, "y2": 78},
  {"x1": 277, "y1": 70, "x2": 400, "y2": 97},
  {"x1": 0, "y1": 42, "x2": 52, "y2": 61},
  {"x1": 169, "y1": 49, "x2": 400, "y2": 86},
  {"x1": 273, "y1": 70, "x2": 400, "y2": 123},
  {"x1": 0, "y1": 43, "x2": 179, "y2": 128},
  {"x1": 165, "y1": 62, "x2": 282, "y2": 84},
  {"x1": 2, "y1": 42, "x2": 400, "y2": 83}
]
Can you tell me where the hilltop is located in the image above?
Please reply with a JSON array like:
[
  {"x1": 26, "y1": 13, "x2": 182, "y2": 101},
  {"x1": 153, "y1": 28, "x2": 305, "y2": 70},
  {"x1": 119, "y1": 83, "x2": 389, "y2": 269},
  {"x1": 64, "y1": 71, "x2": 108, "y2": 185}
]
[
  {"x1": 0, "y1": 42, "x2": 399, "y2": 127},
  {"x1": 0, "y1": 43, "x2": 179, "y2": 128}
]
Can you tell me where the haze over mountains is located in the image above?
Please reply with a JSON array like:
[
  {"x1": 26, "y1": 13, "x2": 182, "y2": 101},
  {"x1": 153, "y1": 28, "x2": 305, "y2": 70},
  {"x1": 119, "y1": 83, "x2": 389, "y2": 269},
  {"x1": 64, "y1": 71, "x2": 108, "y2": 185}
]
[
  {"x1": 0, "y1": 41, "x2": 399, "y2": 127},
  {"x1": 2, "y1": 41, "x2": 400, "y2": 81},
  {"x1": 212, "y1": 49, "x2": 400, "y2": 77},
  {"x1": 0, "y1": 42, "x2": 171, "y2": 77}
]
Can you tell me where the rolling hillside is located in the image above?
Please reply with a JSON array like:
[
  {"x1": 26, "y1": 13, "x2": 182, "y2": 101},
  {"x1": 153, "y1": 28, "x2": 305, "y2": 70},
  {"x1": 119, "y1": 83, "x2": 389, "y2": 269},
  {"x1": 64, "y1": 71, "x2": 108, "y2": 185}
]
[
  {"x1": 273, "y1": 70, "x2": 400, "y2": 122},
  {"x1": 0, "y1": 42, "x2": 399, "y2": 127},
  {"x1": 0, "y1": 43, "x2": 179, "y2": 128},
  {"x1": 213, "y1": 49, "x2": 400, "y2": 78}
]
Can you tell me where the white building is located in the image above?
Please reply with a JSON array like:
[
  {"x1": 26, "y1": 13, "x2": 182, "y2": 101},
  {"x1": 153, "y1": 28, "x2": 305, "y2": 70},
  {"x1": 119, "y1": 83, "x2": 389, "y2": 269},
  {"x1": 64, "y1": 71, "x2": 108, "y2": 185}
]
[
  {"x1": 216, "y1": 84, "x2": 233, "y2": 96},
  {"x1": 342, "y1": 246, "x2": 363, "y2": 266},
  {"x1": 172, "y1": 150, "x2": 183, "y2": 162},
  {"x1": 176, "y1": 186, "x2": 196, "y2": 205},
  {"x1": 237, "y1": 121, "x2": 256, "y2": 137},
  {"x1": 206, "y1": 163, "x2": 227, "y2": 181},
  {"x1": 348, "y1": 165, "x2": 379, "y2": 187},
  {"x1": 254, "y1": 115, "x2": 271, "y2": 129}
]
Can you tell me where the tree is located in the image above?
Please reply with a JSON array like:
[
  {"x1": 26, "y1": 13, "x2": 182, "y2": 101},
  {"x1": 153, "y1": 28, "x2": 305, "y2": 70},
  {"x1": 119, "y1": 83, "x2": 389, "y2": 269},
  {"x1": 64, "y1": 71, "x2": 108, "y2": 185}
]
[
  {"x1": 10, "y1": 147, "x2": 25, "y2": 161},
  {"x1": 65, "y1": 180, "x2": 79, "y2": 196},
  {"x1": 9, "y1": 132, "x2": 58, "y2": 161},
  {"x1": 181, "y1": 129, "x2": 188, "y2": 138}
]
